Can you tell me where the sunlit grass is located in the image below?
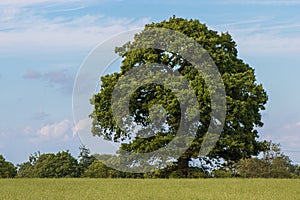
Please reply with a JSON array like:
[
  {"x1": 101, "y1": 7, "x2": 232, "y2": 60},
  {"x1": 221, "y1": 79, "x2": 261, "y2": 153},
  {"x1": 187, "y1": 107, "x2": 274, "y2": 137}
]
[{"x1": 0, "y1": 179, "x2": 299, "y2": 199}]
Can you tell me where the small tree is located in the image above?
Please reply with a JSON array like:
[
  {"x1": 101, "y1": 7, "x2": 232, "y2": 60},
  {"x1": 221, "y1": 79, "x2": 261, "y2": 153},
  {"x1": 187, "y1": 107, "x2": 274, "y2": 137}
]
[
  {"x1": 78, "y1": 145, "x2": 96, "y2": 170},
  {"x1": 53, "y1": 151, "x2": 81, "y2": 178},
  {"x1": 236, "y1": 158, "x2": 268, "y2": 178},
  {"x1": 16, "y1": 162, "x2": 34, "y2": 178},
  {"x1": 236, "y1": 142, "x2": 293, "y2": 178},
  {"x1": 0, "y1": 155, "x2": 16, "y2": 178},
  {"x1": 16, "y1": 151, "x2": 40, "y2": 178}
]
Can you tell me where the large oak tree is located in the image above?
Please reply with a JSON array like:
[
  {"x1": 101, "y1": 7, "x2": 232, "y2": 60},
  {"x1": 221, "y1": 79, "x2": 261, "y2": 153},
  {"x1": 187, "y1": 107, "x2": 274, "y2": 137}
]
[{"x1": 90, "y1": 17, "x2": 268, "y2": 175}]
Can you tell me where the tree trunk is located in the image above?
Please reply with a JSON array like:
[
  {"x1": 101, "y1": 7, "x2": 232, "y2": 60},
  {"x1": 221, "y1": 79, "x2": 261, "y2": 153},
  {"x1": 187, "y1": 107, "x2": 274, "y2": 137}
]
[{"x1": 177, "y1": 157, "x2": 189, "y2": 178}]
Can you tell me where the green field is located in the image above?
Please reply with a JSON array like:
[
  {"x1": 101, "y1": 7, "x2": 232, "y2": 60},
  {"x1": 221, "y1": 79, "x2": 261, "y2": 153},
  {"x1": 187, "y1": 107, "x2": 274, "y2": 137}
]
[{"x1": 0, "y1": 179, "x2": 299, "y2": 199}]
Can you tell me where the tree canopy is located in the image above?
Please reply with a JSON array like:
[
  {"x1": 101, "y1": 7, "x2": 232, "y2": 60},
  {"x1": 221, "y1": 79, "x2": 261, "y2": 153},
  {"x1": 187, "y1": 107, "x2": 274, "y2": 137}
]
[
  {"x1": 1, "y1": 145, "x2": 299, "y2": 178},
  {"x1": 17, "y1": 151, "x2": 81, "y2": 178},
  {"x1": 78, "y1": 145, "x2": 96, "y2": 170},
  {"x1": 236, "y1": 142, "x2": 294, "y2": 178},
  {"x1": 91, "y1": 17, "x2": 268, "y2": 174},
  {"x1": 0, "y1": 155, "x2": 16, "y2": 178}
]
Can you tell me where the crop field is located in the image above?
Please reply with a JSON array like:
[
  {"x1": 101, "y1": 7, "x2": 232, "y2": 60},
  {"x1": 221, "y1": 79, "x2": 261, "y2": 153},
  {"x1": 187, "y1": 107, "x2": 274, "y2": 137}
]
[{"x1": 0, "y1": 179, "x2": 299, "y2": 200}]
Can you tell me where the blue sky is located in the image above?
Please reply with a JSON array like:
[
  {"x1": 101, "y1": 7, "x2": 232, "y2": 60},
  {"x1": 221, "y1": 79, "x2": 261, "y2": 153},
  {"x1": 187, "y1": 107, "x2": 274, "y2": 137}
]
[{"x1": 1, "y1": 0, "x2": 300, "y2": 164}]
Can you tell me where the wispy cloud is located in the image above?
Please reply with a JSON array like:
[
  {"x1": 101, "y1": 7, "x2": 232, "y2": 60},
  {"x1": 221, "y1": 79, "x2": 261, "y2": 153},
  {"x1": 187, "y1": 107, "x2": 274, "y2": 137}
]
[
  {"x1": 23, "y1": 69, "x2": 74, "y2": 94},
  {"x1": 0, "y1": 0, "x2": 150, "y2": 56},
  {"x1": 218, "y1": 0, "x2": 300, "y2": 6},
  {"x1": 0, "y1": 12, "x2": 149, "y2": 56},
  {"x1": 279, "y1": 121, "x2": 300, "y2": 149},
  {"x1": 45, "y1": 6, "x2": 85, "y2": 13},
  {"x1": 44, "y1": 71, "x2": 69, "y2": 84},
  {"x1": 0, "y1": 0, "x2": 82, "y2": 7},
  {"x1": 212, "y1": 18, "x2": 300, "y2": 56},
  {"x1": 23, "y1": 70, "x2": 42, "y2": 79},
  {"x1": 235, "y1": 33, "x2": 300, "y2": 56}
]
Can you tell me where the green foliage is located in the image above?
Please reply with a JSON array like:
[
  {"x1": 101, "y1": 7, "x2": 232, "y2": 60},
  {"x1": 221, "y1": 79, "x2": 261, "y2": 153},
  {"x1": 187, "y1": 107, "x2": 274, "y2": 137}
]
[
  {"x1": 212, "y1": 169, "x2": 234, "y2": 178},
  {"x1": 90, "y1": 16, "x2": 268, "y2": 173},
  {"x1": 16, "y1": 151, "x2": 39, "y2": 178},
  {"x1": 78, "y1": 145, "x2": 96, "y2": 170},
  {"x1": 143, "y1": 161, "x2": 211, "y2": 178},
  {"x1": 236, "y1": 142, "x2": 294, "y2": 178},
  {"x1": 16, "y1": 162, "x2": 34, "y2": 178},
  {"x1": 17, "y1": 151, "x2": 81, "y2": 178},
  {"x1": 292, "y1": 165, "x2": 300, "y2": 177},
  {"x1": 82, "y1": 160, "x2": 124, "y2": 178},
  {"x1": 0, "y1": 155, "x2": 16, "y2": 178}
]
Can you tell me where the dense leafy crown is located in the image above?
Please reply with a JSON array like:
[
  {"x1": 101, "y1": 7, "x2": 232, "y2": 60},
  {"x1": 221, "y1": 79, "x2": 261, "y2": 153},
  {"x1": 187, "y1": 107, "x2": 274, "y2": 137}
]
[{"x1": 90, "y1": 17, "x2": 268, "y2": 163}]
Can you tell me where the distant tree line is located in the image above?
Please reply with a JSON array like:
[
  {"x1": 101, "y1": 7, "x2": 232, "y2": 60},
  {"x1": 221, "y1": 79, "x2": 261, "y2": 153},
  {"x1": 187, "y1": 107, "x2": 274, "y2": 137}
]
[{"x1": 0, "y1": 142, "x2": 299, "y2": 179}]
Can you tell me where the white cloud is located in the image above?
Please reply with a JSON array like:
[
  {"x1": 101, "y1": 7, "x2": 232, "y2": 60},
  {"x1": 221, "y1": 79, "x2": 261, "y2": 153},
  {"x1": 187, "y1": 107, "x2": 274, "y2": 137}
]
[
  {"x1": 30, "y1": 118, "x2": 94, "y2": 143},
  {"x1": 72, "y1": 118, "x2": 91, "y2": 136},
  {"x1": 31, "y1": 120, "x2": 73, "y2": 142}
]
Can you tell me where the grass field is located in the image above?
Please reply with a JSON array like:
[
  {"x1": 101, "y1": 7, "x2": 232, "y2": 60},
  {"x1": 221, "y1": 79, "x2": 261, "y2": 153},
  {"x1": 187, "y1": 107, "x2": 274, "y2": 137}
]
[{"x1": 0, "y1": 179, "x2": 299, "y2": 199}]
